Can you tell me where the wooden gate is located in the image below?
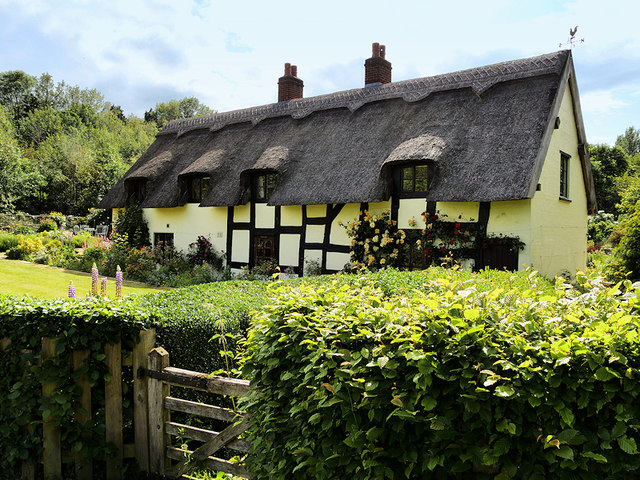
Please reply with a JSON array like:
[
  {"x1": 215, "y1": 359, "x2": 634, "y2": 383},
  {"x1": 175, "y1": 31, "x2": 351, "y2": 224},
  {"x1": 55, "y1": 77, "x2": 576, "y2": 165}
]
[{"x1": 146, "y1": 347, "x2": 253, "y2": 479}]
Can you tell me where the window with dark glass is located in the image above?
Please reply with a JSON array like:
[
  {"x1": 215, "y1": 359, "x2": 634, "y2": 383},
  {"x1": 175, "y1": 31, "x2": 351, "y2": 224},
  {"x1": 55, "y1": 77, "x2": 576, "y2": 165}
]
[
  {"x1": 188, "y1": 176, "x2": 210, "y2": 203},
  {"x1": 560, "y1": 153, "x2": 570, "y2": 199},
  {"x1": 128, "y1": 179, "x2": 148, "y2": 204},
  {"x1": 401, "y1": 165, "x2": 429, "y2": 193},
  {"x1": 254, "y1": 235, "x2": 275, "y2": 262},
  {"x1": 154, "y1": 232, "x2": 174, "y2": 249},
  {"x1": 255, "y1": 173, "x2": 276, "y2": 202}
]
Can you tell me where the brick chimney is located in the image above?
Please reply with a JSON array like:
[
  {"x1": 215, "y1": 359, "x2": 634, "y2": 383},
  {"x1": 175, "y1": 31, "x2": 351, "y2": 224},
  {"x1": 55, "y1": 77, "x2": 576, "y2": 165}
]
[
  {"x1": 278, "y1": 63, "x2": 303, "y2": 102},
  {"x1": 365, "y1": 43, "x2": 392, "y2": 86}
]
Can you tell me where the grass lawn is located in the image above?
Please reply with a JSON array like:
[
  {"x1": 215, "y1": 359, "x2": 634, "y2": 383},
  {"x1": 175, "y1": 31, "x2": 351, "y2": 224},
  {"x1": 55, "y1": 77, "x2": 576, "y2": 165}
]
[{"x1": 0, "y1": 257, "x2": 166, "y2": 299}]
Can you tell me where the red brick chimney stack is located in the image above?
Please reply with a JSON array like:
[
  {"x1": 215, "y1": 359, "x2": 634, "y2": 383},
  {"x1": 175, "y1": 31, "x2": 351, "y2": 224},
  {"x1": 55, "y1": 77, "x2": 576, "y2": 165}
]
[
  {"x1": 365, "y1": 42, "x2": 392, "y2": 86},
  {"x1": 278, "y1": 63, "x2": 304, "y2": 102}
]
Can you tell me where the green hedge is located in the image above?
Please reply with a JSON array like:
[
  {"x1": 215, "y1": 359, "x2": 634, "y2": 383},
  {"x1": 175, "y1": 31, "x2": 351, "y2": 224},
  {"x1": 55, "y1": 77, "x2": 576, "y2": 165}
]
[
  {"x1": 242, "y1": 271, "x2": 640, "y2": 479},
  {"x1": 131, "y1": 280, "x2": 275, "y2": 374},
  {"x1": 0, "y1": 294, "x2": 154, "y2": 475}
]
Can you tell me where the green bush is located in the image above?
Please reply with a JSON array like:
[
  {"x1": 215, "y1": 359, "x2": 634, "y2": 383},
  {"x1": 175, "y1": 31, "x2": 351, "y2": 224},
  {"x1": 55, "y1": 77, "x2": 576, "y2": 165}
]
[
  {"x1": 0, "y1": 232, "x2": 19, "y2": 252},
  {"x1": 114, "y1": 203, "x2": 150, "y2": 249},
  {"x1": 588, "y1": 211, "x2": 617, "y2": 244},
  {"x1": 610, "y1": 200, "x2": 640, "y2": 280},
  {"x1": 242, "y1": 271, "x2": 640, "y2": 479},
  {"x1": 36, "y1": 218, "x2": 58, "y2": 232},
  {"x1": 0, "y1": 295, "x2": 154, "y2": 475}
]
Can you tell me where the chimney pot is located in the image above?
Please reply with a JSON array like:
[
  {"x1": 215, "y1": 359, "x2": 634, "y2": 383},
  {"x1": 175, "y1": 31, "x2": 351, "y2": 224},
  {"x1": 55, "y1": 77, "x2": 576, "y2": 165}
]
[
  {"x1": 365, "y1": 42, "x2": 392, "y2": 86},
  {"x1": 278, "y1": 62, "x2": 303, "y2": 102}
]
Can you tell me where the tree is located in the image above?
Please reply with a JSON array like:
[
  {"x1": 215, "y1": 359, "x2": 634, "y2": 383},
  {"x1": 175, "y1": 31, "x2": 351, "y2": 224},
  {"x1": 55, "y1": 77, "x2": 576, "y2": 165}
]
[
  {"x1": 0, "y1": 105, "x2": 42, "y2": 210},
  {"x1": 610, "y1": 200, "x2": 640, "y2": 280},
  {"x1": 0, "y1": 71, "x2": 38, "y2": 120},
  {"x1": 145, "y1": 96, "x2": 214, "y2": 128},
  {"x1": 589, "y1": 144, "x2": 629, "y2": 214},
  {"x1": 616, "y1": 126, "x2": 640, "y2": 157}
]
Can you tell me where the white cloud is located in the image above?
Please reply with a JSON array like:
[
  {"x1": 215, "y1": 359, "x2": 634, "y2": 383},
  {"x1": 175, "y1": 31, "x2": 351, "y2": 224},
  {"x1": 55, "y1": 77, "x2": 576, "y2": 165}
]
[{"x1": 581, "y1": 90, "x2": 627, "y2": 115}]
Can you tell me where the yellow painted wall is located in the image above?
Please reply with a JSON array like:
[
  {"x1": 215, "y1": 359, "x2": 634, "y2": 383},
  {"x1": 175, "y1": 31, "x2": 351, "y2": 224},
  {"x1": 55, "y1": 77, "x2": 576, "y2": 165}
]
[
  {"x1": 281, "y1": 206, "x2": 302, "y2": 226},
  {"x1": 530, "y1": 84, "x2": 588, "y2": 277},
  {"x1": 306, "y1": 225, "x2": 325, "y2": 244},
  {"x1": 279, "y1": 234, "x2": 300, "y2": 266},
  {"x1": 398, "y1": 198, "x2": 428, "y2": 229},
  {"x1": 144, "y1": 205, "x2": 228, "y2": 253},
  {"x1": 327, "y1": 251, "x2": 351, "y2": 271},
  {"x1": 231, "y1": 230, "x2": 250, "y2": 263},
  {"x1": 306, "y1": 205, "x2": 326, "y2": 217},
  {"x1": 234, "y1": 204, "x2": 250, "y2": 223},
  {"x1": 436, "y1": 202, "x2": 480, "y2": 222},
  {"x1": 330, "y1": 203, "x2": 360, "y2": 245},
  {"x1": 304, "y1": 249, "x2": 323, "y2": 274},
  {"x1": 486, "y1": 200, "x2": 532, "y2": 270},
  {"x1": 367, "y1": 200, "x2": 392, "y2": 216},
  {"x1": 255, "y1": 204, "x2": 275, "y2": 229}
]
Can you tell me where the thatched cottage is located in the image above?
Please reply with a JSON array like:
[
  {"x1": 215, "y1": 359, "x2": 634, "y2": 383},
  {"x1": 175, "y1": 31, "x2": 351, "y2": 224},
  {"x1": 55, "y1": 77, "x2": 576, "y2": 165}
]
[{"x1": 99, "y1": 44, "x2": 596, "y2": 277}]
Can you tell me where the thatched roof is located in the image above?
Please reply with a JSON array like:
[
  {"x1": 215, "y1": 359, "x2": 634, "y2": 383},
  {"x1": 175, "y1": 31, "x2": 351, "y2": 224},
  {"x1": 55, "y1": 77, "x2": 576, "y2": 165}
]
[{"x1": 99, "y1": 50, "x2": 597, "y2": 212}]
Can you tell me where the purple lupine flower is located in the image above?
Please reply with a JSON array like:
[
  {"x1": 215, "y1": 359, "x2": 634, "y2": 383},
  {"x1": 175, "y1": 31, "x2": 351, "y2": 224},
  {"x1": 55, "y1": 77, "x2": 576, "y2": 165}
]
[
  {"x1": 101, "y1": 277, "x2": 108, "y2": 297},
  {"x1": 115, "y1": 265, "x2": 123, "y2": 299},
  {"x1": 68, "y1": 281, "x2": 76, "y2": 299},
  {"x1": 91, "y1": 263, "x2": 99, "y2": 296}
]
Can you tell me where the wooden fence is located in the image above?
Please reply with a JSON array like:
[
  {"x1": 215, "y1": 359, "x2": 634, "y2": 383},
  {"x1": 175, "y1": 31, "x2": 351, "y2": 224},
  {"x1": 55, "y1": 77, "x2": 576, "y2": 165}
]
[
  {"x1": 146, "y1": 346, "x2": 252, "y2": 479},
  {"x1": 1, "y1": 330, "x2": 252, "y2": 479}
]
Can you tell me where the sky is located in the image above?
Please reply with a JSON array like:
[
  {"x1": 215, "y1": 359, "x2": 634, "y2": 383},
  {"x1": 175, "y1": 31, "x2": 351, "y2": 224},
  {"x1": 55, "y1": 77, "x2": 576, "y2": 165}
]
[{"x1": 1, "y1": 0, "x2": 639, "y2": 145}]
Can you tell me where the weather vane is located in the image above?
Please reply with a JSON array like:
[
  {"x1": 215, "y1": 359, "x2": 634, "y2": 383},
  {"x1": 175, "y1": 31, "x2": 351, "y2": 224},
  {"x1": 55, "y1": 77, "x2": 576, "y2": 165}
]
[{"x1": 559, "y1": 26, "x2": 584, "y2": 48}]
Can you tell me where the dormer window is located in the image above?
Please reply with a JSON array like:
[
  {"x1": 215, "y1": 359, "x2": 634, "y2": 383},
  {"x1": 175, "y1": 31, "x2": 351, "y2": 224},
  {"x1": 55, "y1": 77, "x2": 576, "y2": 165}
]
[
  {"x1": 127, "y1": 179, "x2": 148, "y2": 204},
  {"x1": 188, "y1": 175, "x2": 210, "y2": 203},
  {"x1": 401, "y1": 164, "x2": 429, "y2": 193},
  {"x1": 254, "y1": 173, "x2": 277, "y2": 202}
]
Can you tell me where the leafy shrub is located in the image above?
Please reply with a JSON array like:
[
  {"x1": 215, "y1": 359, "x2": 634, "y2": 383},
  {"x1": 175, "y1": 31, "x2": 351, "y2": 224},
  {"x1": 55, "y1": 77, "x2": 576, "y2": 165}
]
[
  {"x1": 609, "y1": 200, "x2": 640, "y2": 280},
  {"x1": 0, "y1": 295, "x2": 154, "y2": 475},
  {"x1": 114, "y1": 203, "x2": 150, "y2": 249},
  {"x1": 37, "y1": 218, "x2": 58, "y2": 232},
  {"x1": 187, "y1": 235, "x2": 224, "y2": 270},
  {"x1": 5, "y1": 246, "x2": 27, "y2": 260},
  {"x1": 0, "y1": 232, "x2": 19, "y2": 252},
  {"x1": 242, "y1": 271, "x2": 640, "y2": 479},
  {"x1": 588, "y1": 210, "x2": 617, "y2": 244},
  {"x1": 47, "y1": 211, "x2": 67, "y2": 228},
  {"x1": 12, "y1": 225, "x2": 34, "y2": 235}
]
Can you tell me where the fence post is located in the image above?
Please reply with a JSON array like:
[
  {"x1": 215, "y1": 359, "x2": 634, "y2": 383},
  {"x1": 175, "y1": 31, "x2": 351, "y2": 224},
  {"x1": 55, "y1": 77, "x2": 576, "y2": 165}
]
[
  {"x1": 72, "y1": 350, "x2": 92, "y2": 480},
  {"x1": 105, "y1": 342, "x2": 123, "y2": 480},
  {"x1": 148, "y1": 347, "x2": 170, "y2": 475},
  {"x1": 133, "y1": 328, "x2": 156, "y2": 472},
  {"x1": 42, "y1": 337, "x2": 61, "y2": 479}
]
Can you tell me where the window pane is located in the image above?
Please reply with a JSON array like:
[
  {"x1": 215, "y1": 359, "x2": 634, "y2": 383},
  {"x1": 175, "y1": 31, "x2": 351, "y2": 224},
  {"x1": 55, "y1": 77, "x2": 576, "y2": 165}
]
[
  {"x1": 402, "y1": 167, "x2": 414, "y2": 192},
  {"x1": 266, "y1": 174, "x2": 276, "y2": 200},
  {"x1": 415, "y1": 165, "x2": 429, "y2": 192},
  {"x1": 257, "y1": 176, "x2": 265, "y2": 199},
  {"x1": 201, "y1": 177, "x2": 210, "y2": 197},
  {"x1": 190, "y1": 177, "x2": 200, "y2": 201}
]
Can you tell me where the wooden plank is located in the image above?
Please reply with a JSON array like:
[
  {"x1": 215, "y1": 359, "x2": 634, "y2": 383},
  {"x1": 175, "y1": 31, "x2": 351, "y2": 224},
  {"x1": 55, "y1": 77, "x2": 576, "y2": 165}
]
[
  {"x1": 148, "y1": 347, "x2": 170, "y2": 475},
  {"x1": 124, "y1": 443, "x2": 135, "y2": 458},
  {"x1": 164, "y1": 396, "x2": 245, "y2": 423},
  {"x1": 42, "y1": 337, "x2": 62, "y2": 479},
  {"x1": 147, "y1": 366, "x2": 250, "y2": 397},
  {"x1": 0, "y1": 337, "x2": 10, "y2": 351},
  {"x1": 166, "y1": 417, "x2": 250, "y2": 478},
  {"x1": 72, "y1": 350, "x2": 92, "y2": 480},
  {"x1": 166, "y1": 447, "x2": 253, "y2": 479},
  {"x1": 165, "y1": 422, "x2": 251, "y2": 452},
  {"x1": 105, "y1": 342, "x2": 123, "y2": 480},
  {"x1": 133, "y1": 328, "x2": 156, "y2": 472}
]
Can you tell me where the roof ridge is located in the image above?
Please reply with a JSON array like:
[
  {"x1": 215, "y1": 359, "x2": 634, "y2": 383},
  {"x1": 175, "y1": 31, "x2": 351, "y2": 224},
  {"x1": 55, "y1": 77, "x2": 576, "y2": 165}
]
[{"x1": 159, "y1": 50, "x2": 569, "y2": 137}]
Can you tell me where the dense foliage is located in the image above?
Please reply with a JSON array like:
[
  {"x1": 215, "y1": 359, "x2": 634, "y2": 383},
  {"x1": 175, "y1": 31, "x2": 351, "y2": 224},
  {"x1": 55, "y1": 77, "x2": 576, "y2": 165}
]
[
  {"x1": 0, "y1": 70, "x2": 214, "y2": 215},
  {"x1": 0, "y1": 295, "x2": 154, "y2": 476},
  {"x1": 242, "y1": 269, "x2": 640, "y2": 479}
]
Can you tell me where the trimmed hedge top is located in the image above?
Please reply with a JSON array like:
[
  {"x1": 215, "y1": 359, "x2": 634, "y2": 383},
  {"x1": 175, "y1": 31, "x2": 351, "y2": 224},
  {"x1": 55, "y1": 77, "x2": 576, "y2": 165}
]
[{"x1": 242, "y1": 271, "x2": 640, "y2": 479}]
